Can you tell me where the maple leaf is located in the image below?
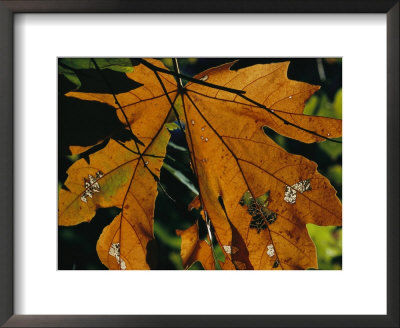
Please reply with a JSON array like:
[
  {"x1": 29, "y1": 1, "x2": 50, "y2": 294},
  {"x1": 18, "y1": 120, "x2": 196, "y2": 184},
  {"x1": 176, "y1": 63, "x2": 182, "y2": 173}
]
[
  {"x1": 58, "y1": 59, "x2": 178, "y2": 269},
  {"x1": 58, "y1": 58, "x2": 342, "y2": 270},
  {"x1": 176, "y1": 61, "x2": 342, "y2": 269}
]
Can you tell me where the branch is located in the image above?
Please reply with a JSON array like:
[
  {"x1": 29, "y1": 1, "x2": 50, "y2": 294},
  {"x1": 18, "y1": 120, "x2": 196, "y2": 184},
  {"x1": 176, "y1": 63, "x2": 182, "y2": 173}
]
[
  {"x1": 138, "y1": 58, "x2": 246, "y2": 96},
  {"x1": 140, "y1": 58, "x2": 341, "y2": 144}
]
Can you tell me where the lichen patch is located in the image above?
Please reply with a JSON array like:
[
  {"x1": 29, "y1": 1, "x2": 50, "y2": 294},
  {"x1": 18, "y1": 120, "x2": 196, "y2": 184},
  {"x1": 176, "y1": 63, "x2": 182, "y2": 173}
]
[
  {"x1": 267, "y1": 244, "x2": 275, "y2": 257},
  {"x1": 80, "y1": 171, "x2": 103, "y2": 203},
  {"x1": 239, "y1": 190, "x2": 278, "y2": 233},
  {"x1": 223, "y1": 245, "x2": 239, "y2": 255},
  {"x1": 108, "y1": 242, "x2": 126, "y2": 270},
  {"x1": 284, "y1": 179, "x2": 311, "y2": 204}
]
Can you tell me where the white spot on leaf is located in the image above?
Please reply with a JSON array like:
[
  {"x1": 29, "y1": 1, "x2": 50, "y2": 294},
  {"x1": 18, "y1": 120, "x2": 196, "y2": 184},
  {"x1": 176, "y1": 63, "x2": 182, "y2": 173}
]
[
  {"x1": 80, "y1": 171, "x2": 103, "y2": 203},
  {"x1": 223, "y1": 245, "x2": 239, "y2": 255},
  {"x1": 200, "y1": 75, "x2": 208, "y2": 81},
  {"x1": 120, "y1": 259, "x2": 126, "y2": 270},
  {"x1": 284, "y1": 186, "x2": 297, "y2": 204},
  {"x1": 293, "y1": 179, "x2": 311, "y2": 193},
  {"x1": 109, "y1": 243, "x2": 119, "y2": 257},
  {"x1": 109, "y1": 243, "x2": 126, "y2": 270},
  {"x1": 267, "y1": 244, "x2": 275, "y2": 257},
  {"x1": 223, "y1": 245, "x2": 232, "y2": 254},
  {"x1": 191, "y1": 120, "x2": 195, "y2": 125},
  {"x1": 284, "y1": 179, "x2": 311, "y2": 204}
]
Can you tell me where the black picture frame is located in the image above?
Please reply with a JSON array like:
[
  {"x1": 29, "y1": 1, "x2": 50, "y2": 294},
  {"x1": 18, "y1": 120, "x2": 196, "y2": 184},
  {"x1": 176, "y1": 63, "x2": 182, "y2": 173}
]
[{"x1": 0, "y1": 1, "x2": 398, "y2": 327}]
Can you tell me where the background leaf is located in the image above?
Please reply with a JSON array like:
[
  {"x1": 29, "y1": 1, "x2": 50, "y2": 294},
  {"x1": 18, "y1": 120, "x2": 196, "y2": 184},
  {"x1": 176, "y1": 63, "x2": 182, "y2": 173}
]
[{"x1": 58, "y1": 58, "x2": 135, "y2": 90}]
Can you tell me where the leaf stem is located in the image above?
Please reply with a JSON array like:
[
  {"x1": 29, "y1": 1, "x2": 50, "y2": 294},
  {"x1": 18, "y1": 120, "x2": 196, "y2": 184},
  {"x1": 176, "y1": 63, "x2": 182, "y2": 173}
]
[{"x1": 172, "y1": 58, "x2": 184, "y2": 89}]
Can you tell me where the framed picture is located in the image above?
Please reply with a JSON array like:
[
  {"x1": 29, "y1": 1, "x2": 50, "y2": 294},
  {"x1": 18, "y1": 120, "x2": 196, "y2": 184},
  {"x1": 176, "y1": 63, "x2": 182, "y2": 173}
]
[{"x1": 1, "y1": 1, "x2": 398, "y2": 327}]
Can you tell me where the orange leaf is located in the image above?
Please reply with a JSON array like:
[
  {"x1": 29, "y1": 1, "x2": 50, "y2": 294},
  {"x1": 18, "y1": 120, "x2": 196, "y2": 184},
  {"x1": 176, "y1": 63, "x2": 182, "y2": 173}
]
[
  {"x1": 58, "y1": 59, "x2": 178, "y2": 269},
  {"x1": 179, "y1": 61, "x2": 341, "y2": 269},
  {"x1": 187, "y1": 195, "x2": 201, "y2": 211}
]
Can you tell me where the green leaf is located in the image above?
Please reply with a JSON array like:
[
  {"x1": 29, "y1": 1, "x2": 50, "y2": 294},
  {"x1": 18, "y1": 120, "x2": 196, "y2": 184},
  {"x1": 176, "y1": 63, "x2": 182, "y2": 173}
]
[
  {"x1": 168, "y1": 141, "x2": 188, "y2": 153},
  {"x1": 303, "y1": 95, "x2": 319, "y2": 115},
  {"x1": 326, "y1": 164, "x2": 342, "y2": 187},
  {"x1": 163, "y1": 162, "x2": 199, "y2": 195},
  {"x1": 319, "y1": 138, "x2": 342, "y2": 160},
  {"x1": 187, "y1": 261, "x2": 204, "y2": 270},
  {"x1": 154, "y1": 221, "x2": 182, "y2": 250},
  {"x1": 307, "y1": 224, "x2": 342, "y2": 270},
  {"x1": 58, "y1": 58, "x2": 134, "y2": 90},
  {"x1": 315, "y1": 94, "x2": 335, "y2": 118},
  {"x1": 59, "y1": 58, "x2": 134, "y2": 72},
  {"x1": 165, "y1": 122, "x2": 181, "y2": 131},
  {"x1": 333, "y1": 88, "x2": 342, "y2": 118},
  {"x1": 58, "y1": 65, "x2": 81, "y2": 90},
  {"x1": 213, "y1": 243, "x2": 225, "y2": 263},
  {"x1": 168, "y1": 252, "x2": 184, "y2": 269}
]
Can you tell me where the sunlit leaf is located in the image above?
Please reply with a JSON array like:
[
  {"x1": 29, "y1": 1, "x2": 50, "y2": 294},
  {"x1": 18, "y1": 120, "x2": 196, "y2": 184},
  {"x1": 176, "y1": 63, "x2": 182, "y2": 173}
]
[{"x1": 59, "y1": 58, "x2": 342, "y2": 270}]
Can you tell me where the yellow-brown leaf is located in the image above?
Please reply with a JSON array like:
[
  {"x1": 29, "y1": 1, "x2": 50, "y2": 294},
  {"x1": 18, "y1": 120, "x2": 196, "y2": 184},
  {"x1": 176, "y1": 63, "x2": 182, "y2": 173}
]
[
  {"x1": 59, "y1": 59, "x2": 178, "y2": 269},
  {"x1": 180, "y1": 61, "x2": 341, "y2": 269}
]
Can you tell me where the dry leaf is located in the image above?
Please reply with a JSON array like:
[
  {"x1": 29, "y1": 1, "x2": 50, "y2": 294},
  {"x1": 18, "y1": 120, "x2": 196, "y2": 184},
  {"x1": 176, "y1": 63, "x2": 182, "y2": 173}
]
[
  {"x1": 179, "y1": 61, "x2": 342, "y2": 269},
  {"x1": 58, "y1": 59, "x2": 178, "y2": 269}
]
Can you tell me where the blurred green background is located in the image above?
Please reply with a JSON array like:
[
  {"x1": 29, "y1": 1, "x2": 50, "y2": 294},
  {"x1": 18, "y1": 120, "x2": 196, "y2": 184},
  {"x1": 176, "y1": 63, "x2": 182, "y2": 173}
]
[{"x1": 58, "y1": 58, "x2": 342, "y2": 270}]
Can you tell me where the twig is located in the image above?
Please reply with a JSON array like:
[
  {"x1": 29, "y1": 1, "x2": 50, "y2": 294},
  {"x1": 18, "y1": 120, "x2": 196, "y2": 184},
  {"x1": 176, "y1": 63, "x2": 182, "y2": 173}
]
[{"x1": 138, "y1": 58, "x2": 246, "y2": 96}]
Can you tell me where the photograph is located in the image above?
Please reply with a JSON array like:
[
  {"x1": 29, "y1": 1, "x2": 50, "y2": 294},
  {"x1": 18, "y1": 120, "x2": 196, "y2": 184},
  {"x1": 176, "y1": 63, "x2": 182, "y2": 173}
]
[
  {"x1": 1, "y1": 1, "x2": 396, "y2": 325},
  {"x1": 58, "y1": 57, "x2": 342, "y2": 270}
]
